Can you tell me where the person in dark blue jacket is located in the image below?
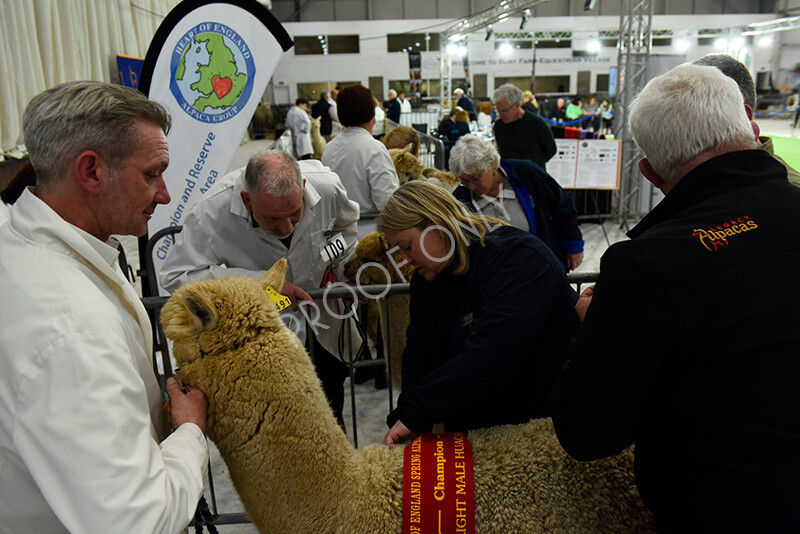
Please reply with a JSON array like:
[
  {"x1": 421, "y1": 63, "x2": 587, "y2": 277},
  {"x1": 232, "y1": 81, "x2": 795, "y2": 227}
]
[
  {"x1": 439, "y1": 109, "x2": 471, "y2": 170},
  {"x1": 454, "y1": 88, "x2": 477, "y2": 122},
  {"x1": 379, "y1": 181, "x2": 579, "y2": 448},
  {"x1": 385, "y1": 89, "x2": 401, "y2": 124},
  {"x1": 450, "y1": 134, "x2": 584, "y2": 271}
]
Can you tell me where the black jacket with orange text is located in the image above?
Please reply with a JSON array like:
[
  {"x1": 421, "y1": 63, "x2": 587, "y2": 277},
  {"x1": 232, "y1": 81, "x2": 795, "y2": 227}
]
[{"x1": 551, "y1": 150, "x2": 800, "y2": 532}]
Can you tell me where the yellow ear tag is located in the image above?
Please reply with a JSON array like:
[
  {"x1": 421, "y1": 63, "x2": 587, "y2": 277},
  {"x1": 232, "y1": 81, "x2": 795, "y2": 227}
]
[{"x1": 264, "y1": 286, "x2": 292, "y2": 311}]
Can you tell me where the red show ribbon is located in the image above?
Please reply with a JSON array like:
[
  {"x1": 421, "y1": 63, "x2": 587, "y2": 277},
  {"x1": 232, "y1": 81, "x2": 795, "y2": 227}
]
[{"x1": 403, "y1": 432, "x2": 475, "y2": 534}]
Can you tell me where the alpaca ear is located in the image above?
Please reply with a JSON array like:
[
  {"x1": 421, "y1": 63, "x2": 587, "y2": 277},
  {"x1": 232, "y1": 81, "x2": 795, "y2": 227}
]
[
  {"x1": 402, "y1": 143, "x2": 412, "y2": 153},
  {"x1": 259, "y1": 258, "x2": 288, "y2": 293},
  {"x1": 354, "y1": 232, "x2": 384, "y2": 262},
  {"x1": 161, "y1": 286, "x2": 217, "y2": 339},
  {"x1": 185, "y1": 292, "x2": 218, "y2": 330}
]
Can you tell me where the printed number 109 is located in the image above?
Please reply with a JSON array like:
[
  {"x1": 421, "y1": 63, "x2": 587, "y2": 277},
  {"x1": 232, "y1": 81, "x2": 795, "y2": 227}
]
[{"x1": 323, "y1": 240, "x2": 345, "y2": 262}]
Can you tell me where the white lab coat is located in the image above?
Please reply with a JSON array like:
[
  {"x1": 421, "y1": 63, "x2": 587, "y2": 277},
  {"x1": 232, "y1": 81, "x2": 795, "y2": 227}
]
[
  {"x1": 321, "y1": 126, "x2": 399, "y2": 237},
  {"x1": 159, "y1": 160, "x2": 361, "y2": 357},
  {"x1": 0, "y1": 189, "x2": 208, "y2": 534},
  {"x1": 373, "y1": 106, "x2": 386, "y2": 136},
  {"x1": 399, "y1": 97, "x2": 412, "y2": 126},
  {"x1": 0, "y1": 201, "x2": 9, "y2": 226},
  {"x1": 285, "y1": 105, "x2": 313, "y2": 158}
]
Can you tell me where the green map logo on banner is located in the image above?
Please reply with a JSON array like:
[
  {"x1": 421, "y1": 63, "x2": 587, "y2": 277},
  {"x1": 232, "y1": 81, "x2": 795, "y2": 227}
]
[{"x1": 169, "y1": 22, "x2": 256, "y2": 123}]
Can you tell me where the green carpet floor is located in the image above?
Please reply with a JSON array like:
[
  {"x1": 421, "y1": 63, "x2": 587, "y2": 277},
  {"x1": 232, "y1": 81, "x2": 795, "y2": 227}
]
[{"x1": 772, "y1": 135, "x2": 800, "y2": 171}]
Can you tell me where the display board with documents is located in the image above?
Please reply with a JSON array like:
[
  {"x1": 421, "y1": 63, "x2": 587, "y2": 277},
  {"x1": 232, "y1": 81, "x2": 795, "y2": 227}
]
[{"x1": 547, "y1": 139, "x2": 621, "y2": 190}]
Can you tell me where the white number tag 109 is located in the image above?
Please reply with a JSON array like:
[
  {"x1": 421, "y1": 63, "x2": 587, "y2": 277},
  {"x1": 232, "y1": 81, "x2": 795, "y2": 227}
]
[{"x1": 320, "y1": 232, "x2": 346, "y2": 264}]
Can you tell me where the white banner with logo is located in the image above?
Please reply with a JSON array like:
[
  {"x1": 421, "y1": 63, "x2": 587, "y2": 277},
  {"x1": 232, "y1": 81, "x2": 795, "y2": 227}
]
[{"x1": 139, "y1": 0, "x2": 292, "y2": 294}]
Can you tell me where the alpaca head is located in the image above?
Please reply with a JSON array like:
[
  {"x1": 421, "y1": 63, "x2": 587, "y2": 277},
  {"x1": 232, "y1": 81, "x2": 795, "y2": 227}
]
[
  {"x1": 160, "y1": 259, "x2": 309, "y2": 434},
  {"x1": 343, "y1": 231, "x2": 415, "y2": 285},
  {"x1": 388, "y1": 145, "x2": 425, "y2": 185},
  {"x1": 310, "y1": 116, "x2": 321, "y2": 135}
]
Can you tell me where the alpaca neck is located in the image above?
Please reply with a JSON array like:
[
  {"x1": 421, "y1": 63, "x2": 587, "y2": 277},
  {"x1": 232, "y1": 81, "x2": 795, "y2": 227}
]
[{"x1": 198, "y1": 348, "x2": 362, "y2": 527}]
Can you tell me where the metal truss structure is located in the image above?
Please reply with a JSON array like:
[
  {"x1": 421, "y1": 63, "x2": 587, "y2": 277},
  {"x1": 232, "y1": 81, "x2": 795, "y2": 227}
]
[
  {"x1": 439, "y1": 0, "x2": 551, "y2": 41},
  {"x1": 493, "y1": 30, "x2": 571, "y2": 41},
  {"x1": 439, "y1": 0, "x2": 551, "y2": 113},
  {"x1": 742, "y1": 15, "x2": 800, "y2": 35},
  {"x1": 615, "y1": 0, "x2": 653, "y2": 227},
  {"x1": 492, "y1": 27, "x2": 673, "y2": 41},
  {"x1": 450, "y1": 18, "x2": 800, "y2": 46}
]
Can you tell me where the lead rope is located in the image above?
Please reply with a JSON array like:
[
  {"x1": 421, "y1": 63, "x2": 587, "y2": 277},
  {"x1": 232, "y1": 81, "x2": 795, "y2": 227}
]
[{"x1": 192, "y1": 495, "x2": 218, "y2": 534}]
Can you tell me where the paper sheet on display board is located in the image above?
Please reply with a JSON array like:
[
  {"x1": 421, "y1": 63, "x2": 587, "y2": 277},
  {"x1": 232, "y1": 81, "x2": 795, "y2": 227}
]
[
  {"x1": 548, "y1": 139, "x2": 621, "y2": 190},
  {"x1": 139, "y1": 0, "x2": 293, "y2": 294}
]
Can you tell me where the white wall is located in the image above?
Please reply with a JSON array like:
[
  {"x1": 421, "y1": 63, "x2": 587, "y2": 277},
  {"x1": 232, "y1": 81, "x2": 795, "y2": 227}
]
[{"x1": 270, "y1": 13, "x2": 790, "y2": 101}]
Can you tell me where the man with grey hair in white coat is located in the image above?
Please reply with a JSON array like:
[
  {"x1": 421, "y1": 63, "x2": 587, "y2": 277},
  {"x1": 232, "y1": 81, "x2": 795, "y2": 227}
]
[{"x1": 0, "y1": 80, "x2": 209, "y2": 534}]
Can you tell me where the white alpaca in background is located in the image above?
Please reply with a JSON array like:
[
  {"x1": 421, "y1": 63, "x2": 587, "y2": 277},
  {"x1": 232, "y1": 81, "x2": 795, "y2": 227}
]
[{"x1": 311, "y1": 116, "x2": 326, "y2": 159}]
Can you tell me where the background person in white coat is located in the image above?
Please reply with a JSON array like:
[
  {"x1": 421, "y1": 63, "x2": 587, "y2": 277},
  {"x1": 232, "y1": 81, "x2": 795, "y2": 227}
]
[
  {"x1": 159, "y1": 151, "x2": 360, "y2": 428},
  {"x1": 285, "y1": 98, "x2": 313, "y2": 160},
  {"x1": 0, "y1": 81, "x2": 209, "y2": 534},
  {"x1": 397, "y1": 90, "x2": 412, "y2": 126},
  {"x1": 321, "y1": 84, "x2": 399, "y2": 237}
]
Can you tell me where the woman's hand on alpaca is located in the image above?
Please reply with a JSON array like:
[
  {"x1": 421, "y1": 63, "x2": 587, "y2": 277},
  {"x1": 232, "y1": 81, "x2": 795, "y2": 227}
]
[
  {"x1": 384, "y1": 420, "x2": 418, "y2": 449},
  {"x1": 163, "y1": 377, "x2": 208, "y2": 434}
]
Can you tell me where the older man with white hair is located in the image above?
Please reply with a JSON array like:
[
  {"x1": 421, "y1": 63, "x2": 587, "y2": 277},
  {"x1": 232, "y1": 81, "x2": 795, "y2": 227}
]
[
  {"x1": 453, "y1": 88, "x2": 476, "y2": 121},
  {"x1": 385, "y1": 89, "x2": 401, "y2": 124},
  {"x1": 551, "y1": 63, "x2": 800, "y2": 531}
]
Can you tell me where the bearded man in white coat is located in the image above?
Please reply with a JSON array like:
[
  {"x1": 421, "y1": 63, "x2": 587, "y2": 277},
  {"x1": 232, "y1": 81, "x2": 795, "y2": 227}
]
[
  {"x1": 159, "y1": 151, "x2": 360, "y2": 428},
  {"x1": 0, "y1": 81, "x2": 209, "y2": 533}
]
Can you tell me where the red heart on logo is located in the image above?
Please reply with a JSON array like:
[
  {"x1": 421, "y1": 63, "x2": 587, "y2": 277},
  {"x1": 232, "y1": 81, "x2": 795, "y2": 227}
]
[{"x1": 212, "y1": 75, "x2": 233, "y2": 99}]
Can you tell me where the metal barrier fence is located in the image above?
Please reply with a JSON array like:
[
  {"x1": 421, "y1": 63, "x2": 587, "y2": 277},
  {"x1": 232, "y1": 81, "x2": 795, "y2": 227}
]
[
  {"x1": 396, "y1": 110, "x2": 443, "y2": 135},
  {"x1": 385, "y1": 117, "x2": 446, "y2": 170},
  {"x1": 141, "y1": 270, "x2": 598, "y2": 527}
]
